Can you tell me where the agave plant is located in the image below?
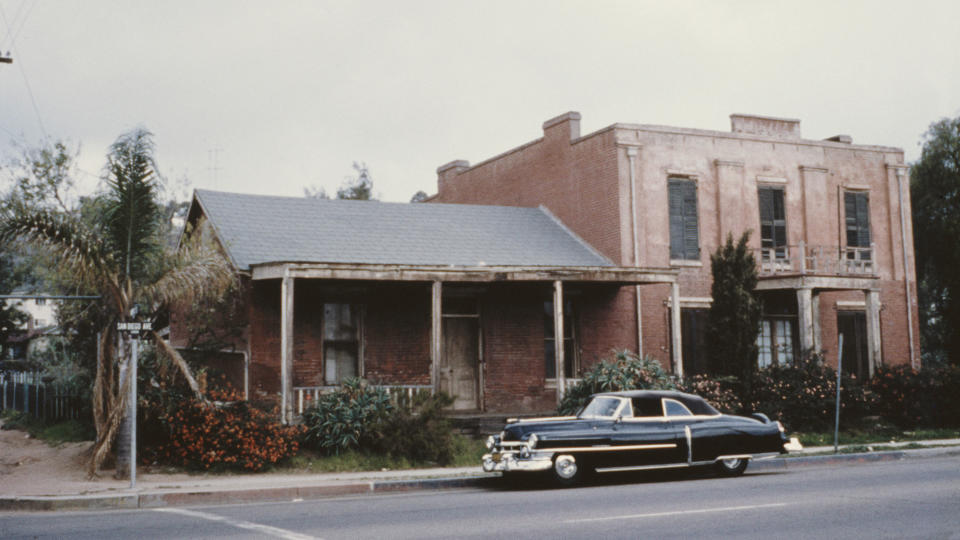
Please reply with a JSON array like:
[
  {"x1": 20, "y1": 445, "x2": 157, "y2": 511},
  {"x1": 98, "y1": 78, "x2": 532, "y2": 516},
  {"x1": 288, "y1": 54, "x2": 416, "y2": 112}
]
[{"x1": 0, "y1": 129, "x2": 233, "y2": 477}]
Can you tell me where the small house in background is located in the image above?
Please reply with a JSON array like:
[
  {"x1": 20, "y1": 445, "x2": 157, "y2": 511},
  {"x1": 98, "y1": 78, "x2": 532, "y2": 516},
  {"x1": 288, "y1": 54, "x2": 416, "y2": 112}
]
[
  {"x1": 2, "y1": 291, "x2": 58, "y2": 365},
  {"x1": 172, "y1": 190, "x2": 677, "y2": 420}
]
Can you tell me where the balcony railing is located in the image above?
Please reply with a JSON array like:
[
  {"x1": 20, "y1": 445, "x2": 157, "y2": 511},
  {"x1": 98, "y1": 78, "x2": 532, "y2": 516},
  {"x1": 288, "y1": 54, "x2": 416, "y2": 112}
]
[
  {"x1": 754, "y1": 242, "x2": 876, "y2": 277},
  {"x1": 294, "y1": 384, "x2": 434, "y2": 415}
]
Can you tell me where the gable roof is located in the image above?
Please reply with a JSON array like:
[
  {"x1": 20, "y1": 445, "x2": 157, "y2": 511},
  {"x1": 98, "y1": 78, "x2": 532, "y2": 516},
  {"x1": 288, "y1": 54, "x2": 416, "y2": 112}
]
[{"x1": 192, "y1": 190, "x2": 612, "y2": 271}]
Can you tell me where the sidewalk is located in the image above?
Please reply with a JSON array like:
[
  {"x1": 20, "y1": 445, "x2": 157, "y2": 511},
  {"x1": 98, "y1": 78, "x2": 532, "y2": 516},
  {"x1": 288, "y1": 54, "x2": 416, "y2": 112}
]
[{"x1": 2, "y1": 439, "x2": 958, "y2": 512}]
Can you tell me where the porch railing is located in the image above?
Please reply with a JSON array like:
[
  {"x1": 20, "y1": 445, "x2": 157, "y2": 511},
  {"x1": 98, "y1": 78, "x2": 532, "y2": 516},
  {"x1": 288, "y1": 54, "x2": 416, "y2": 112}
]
[
  {"x1": 754, "y1": 242, "x2": 876, "y2": 277},
  {"x1": 294, "y1": 384, "x2": 434, "y2": 415}
]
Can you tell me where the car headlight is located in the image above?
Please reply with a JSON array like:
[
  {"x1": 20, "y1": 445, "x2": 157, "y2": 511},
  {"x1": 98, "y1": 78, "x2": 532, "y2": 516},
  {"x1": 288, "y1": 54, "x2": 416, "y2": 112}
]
[
  {"x1": 486, "y1": 435, "x2": 496, "y2": 450},
  {"x1": 527, "y1": 433, "x2": 538, "y2": 449}
]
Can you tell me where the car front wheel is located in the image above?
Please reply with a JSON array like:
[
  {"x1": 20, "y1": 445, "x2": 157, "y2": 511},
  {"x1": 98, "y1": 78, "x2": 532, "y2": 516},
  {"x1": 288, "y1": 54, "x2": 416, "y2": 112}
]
[
  {"x1": 552, "y1": 454, "x2": 584, "y2": 486},
  {"x1": 714, "y1": 457, "x2": 749, "y2": 477}
]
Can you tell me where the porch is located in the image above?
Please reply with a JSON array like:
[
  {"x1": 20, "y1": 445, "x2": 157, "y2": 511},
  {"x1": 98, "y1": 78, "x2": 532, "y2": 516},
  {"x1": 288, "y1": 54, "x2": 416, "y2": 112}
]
[{"x1": 253, "y1": 262, "x2": 676, "y2": 423}]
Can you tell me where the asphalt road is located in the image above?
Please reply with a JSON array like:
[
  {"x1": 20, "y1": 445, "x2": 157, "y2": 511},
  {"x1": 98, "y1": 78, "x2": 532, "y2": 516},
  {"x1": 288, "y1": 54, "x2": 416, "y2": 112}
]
[{"x1": 2, "y1": 455, "x2": 958, "y2": 539}]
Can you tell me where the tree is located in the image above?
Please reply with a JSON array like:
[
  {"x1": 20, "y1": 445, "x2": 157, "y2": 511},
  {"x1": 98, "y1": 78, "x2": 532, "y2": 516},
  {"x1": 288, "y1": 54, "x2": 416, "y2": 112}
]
[
  {"x1": 410, "y1": 190, "x2": 429, "y2": 203},
  {"x1": 706, "y1": 232, "x2": 762, "y2": 392},
  {"x1": 336, "y1": 162, "x2": 376, "y2": 200},
  {"x1": 912, "y1": 116, "x2": 960, "y2": 366},
  {"x1": 0, "y1": 128, "x2": 233, "y2": 477}
]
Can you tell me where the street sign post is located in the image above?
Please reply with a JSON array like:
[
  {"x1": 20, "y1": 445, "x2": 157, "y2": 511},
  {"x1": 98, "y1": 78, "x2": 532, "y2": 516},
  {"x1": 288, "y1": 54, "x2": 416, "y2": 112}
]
[{"x1": 116, "y1": 320, "x2": 150, "y2": 488}]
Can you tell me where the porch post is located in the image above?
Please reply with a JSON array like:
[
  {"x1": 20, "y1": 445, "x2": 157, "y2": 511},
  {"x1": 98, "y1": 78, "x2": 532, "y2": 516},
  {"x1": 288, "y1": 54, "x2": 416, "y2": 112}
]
[
  {"x1": 670, "y1": 282, "x2": 683, "y2": 378},
  {"x1": 553, "y1": 280, "x2": 565, "y2": 405},
  {"x1": 812, "y1": 291, "x2": 822, "y2": 353},
  {"x1": 280, "y1": 270, "x2": 294, "y2": 424},
  {"x1": 865, "y1": 289, "x2": 882, "y2": 376},
  {"x1": 797, "y1": 287, "x2": 815, "y2": 354},
  {"x1": 430, "y1": 281, "x2": 442, "y2": 394}
]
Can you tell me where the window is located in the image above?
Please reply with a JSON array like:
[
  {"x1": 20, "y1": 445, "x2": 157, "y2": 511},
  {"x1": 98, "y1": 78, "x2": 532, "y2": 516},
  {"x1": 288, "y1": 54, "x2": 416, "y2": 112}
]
[
  {"x1": 663, "y1": 399, "x2": 693, "y2": 417},
  {"x1": 668, "y1": 177, "x2": 700, "y2": 260},
  {"x1": 680, "y1": 308, "x2": 709, "y2": 375},
  {"x1": 632, "y1": 397, "x2": 664, "y2": 417},
  {"x1": 838, "y1": 311, "x2": 868, "y2": 379},
  {"x1": 323, "y1": 303, "x2": 360, "y2": 385},
  {"x1": 757, "y1": 318, "x2": 795, "y2": 368},
  {"x1": 758, "y1": 186, "x2": 787, "y2": 259},
  {"x1": 544, "y1": 299, "x2": 577, "y2": 379},
  {"x1": 844, "y1": 191, "x2": 871, "y2": 260}
]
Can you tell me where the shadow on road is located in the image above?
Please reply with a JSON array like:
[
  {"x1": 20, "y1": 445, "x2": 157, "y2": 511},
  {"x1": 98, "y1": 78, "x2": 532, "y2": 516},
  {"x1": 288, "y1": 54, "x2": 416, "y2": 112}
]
[{"x1": 485, "y1": 466, "x2": 786, "y2": 492}]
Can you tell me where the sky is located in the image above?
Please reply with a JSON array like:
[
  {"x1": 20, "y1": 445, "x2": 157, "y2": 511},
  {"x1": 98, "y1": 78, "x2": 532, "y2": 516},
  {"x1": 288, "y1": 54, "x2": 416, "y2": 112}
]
[{"x1": 1, "y1": 0, "x2": 959, "y2": 204}]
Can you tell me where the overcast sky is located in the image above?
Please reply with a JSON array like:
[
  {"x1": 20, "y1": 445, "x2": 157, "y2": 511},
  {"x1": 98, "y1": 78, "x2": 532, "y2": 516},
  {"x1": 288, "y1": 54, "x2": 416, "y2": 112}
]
[{"x1": 1, "y1": 0, "x2": 958, "y2": 204}]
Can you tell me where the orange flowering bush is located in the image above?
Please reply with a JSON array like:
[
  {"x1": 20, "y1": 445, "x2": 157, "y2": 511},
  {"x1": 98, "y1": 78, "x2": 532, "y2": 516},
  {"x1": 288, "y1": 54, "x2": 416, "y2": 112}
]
[{"x1": 140, "y1": 385, "x2": 303, "y2": 471}]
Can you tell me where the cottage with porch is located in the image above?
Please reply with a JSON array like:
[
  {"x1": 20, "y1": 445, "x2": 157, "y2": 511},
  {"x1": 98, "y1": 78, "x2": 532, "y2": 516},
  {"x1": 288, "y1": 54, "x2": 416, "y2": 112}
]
[{"x1": 171, "y1": 190, "x2": 676, "y2": 421}]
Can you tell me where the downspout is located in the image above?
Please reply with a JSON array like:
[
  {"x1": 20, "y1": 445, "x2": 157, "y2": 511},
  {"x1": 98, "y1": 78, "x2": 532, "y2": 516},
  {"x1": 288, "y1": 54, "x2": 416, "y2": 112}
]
[
  {"x1": 896, "y1": 167, "x2": 917, "y2": 368},
  {"x1": 627, "y1": 146, "x2": 643, "y2": 357}
]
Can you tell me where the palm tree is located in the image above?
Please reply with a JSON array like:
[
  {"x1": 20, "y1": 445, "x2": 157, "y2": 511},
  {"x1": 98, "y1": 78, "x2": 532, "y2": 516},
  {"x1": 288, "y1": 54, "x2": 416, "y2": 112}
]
[{"x1": 0, "y1": 129, "x2": 232, "y2": 477}]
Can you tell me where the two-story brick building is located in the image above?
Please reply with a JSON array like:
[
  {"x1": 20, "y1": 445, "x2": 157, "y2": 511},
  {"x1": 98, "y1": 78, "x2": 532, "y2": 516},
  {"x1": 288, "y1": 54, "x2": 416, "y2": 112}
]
[{"x1": 431, "y1": 112, "x2": 920, "y2": 382}]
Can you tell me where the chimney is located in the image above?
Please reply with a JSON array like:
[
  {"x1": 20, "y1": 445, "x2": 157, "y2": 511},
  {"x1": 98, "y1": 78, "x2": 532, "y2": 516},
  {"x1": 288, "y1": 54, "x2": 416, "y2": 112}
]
[
  {"x1": 542, "y1": 111, "x2": 581, "y2": 143},
  {"x1": 436, "y1": 160, "x2": 470, "y2": 192},
  {"x1": 730, "y1": 114, "x2": 801, "y2": 140}
]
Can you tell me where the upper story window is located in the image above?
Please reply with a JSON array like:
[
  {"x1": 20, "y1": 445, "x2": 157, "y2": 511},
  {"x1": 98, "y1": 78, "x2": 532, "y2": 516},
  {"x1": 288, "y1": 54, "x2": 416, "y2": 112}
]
[
  {"x1": 758, "y1": 186, "x2": 787, "y2": 260},
  {"x1": 844, "y1": 191, "x2": 872, "y2": 261},
  {"x1": 668, "y1": 177, "x2": 700, "y2": 260}
]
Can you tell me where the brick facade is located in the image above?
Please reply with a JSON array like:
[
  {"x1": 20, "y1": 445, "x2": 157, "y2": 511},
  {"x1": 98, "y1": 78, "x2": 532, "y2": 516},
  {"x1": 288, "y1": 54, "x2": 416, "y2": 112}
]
[{"x1": 433, "y1": 112, "x2": 921, "y2": 376}]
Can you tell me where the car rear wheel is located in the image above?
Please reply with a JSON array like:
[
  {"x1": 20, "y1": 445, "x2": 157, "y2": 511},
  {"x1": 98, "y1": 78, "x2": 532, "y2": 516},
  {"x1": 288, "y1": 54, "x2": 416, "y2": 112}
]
[{"x1": 714, "y1": 457, "x2": 749, "y2": 477}]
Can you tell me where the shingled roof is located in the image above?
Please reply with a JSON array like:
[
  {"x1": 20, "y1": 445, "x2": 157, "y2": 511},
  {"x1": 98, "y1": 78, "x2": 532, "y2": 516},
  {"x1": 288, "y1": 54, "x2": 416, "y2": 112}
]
[{"x1": 193, "y1": 190, "x2": 612, "y2": 271}]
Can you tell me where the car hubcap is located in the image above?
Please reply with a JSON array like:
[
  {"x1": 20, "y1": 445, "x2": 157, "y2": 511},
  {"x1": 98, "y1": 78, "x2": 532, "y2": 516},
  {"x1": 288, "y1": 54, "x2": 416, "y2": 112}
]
[
  {"x1": 554, "y1": 455, "x2": 578, "y2": 479},
  {"x1": 721, "y1": 458, "x2": 742, "y2": 469}
]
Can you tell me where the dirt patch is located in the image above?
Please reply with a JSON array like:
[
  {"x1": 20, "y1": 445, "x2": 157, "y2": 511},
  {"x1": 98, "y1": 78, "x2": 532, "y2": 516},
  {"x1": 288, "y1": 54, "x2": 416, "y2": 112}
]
[{"x1": 0, "y1": 419, "x2": 197, "y2": 496}]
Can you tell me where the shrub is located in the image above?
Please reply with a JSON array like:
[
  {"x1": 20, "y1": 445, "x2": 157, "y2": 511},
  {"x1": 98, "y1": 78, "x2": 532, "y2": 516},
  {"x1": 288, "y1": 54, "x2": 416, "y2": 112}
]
[
  {"x1": 677, "y1": 375, "x2": 743, "y2": 413},
  {"x1": 558, "y1": 350, "x2": 675, "y2": 415},
  {"x1": 748, "y1": 353, "x2": 871, "y2": 432},
  {"x1": 140, "y1": 384, "x2": 303, "y2": 471},
  {"x1": 870, "y1": 364, "x2": 960, "y2": 428},
  {"x1": 373, "y1": 392, "x2": 457, "y2": 465},
  {"x1": 300, "y1": 378, "x2": 394, "y2": 455}
]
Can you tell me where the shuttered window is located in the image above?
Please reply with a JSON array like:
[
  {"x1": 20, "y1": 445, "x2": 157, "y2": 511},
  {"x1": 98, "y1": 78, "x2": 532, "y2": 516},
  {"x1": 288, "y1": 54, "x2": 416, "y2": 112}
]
[
  {"x1": 844, "y1": 191, "x2": 871, "y2": 260},
  {"x1": 668, "y1": 178, "x2": 700, "y2": 260},
  {"x1": 323, "y1": 303, "x2": 360, "y2": 385},
  {"x1": 758, "y1": 186, "x2": 787, "y2": 259}
]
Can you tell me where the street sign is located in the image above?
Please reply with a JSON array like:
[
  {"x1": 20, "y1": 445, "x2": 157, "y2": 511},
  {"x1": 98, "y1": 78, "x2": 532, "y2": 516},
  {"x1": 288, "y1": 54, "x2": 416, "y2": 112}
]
[{"x1": 116, "y1": 322, "x2": 152, "y2": 331}]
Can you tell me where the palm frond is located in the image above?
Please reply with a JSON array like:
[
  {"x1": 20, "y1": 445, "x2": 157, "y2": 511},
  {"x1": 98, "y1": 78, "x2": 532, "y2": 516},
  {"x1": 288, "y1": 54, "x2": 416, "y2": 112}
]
[
  {"x1": 100, "y1": 128, "x2": 164, "y2": 283},
  {"x1": 150, "y1": 330, "x2": 206, "y2": 402},
  {"x1": 137, "y1": 232, "x2": 233, "y2": 308},
  {"x1": 0, "y1": 203, "x2": 125, "y2": 311}
]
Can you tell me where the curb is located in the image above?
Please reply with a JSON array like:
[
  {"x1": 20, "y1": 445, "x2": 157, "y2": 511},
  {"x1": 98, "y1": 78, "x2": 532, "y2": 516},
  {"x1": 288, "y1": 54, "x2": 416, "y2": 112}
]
[{"x1": 2, "y1": 447, "x2": 957, "y2": 512}]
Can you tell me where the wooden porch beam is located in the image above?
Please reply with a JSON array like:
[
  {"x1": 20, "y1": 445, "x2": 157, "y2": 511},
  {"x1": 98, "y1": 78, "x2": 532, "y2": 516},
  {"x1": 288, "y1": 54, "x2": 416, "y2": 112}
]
[
  {"x1": 554, "y1": 280, "x2": 565, "y2": 406},
  {"x1": 280, "y1": 272, "x2": 294, "y2": 424},
  {"x1": 430, "y1": 281, "x2": 442, "y2": 394}
]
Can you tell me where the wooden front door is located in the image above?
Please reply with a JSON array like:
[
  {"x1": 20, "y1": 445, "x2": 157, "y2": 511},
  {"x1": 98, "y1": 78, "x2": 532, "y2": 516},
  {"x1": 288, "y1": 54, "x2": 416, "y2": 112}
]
[{"x1": 440, "y1": 317, "x2": 479, "y2": 410}]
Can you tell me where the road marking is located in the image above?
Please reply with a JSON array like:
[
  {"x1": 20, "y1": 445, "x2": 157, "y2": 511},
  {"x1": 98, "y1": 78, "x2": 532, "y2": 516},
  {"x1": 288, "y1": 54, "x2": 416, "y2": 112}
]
[
  {"x1": 154, "y1": 507, "x2": 319, "y2": 540},
  {"x1": 564, "y1": 502, "x2": 790, "y2": 523}
]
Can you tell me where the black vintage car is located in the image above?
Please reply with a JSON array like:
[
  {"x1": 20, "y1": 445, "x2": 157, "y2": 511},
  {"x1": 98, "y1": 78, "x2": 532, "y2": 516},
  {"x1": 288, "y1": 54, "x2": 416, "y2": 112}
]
[{"x1": 482, "y1": 390, "x2": 802, "y2": 484}]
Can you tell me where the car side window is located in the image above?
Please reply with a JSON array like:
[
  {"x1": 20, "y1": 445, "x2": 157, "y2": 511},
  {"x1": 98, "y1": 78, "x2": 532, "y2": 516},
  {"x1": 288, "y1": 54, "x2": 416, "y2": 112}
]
[
  {"x1": 663, "y1": 398, "x2": 693, "y2": 417},
  {"x1": 632, "y1": 397, "x2": 664, "y2": 418}
]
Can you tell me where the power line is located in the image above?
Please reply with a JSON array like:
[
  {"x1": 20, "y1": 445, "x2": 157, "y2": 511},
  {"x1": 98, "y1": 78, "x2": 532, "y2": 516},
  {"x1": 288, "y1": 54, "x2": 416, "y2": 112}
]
[{"x1": 0, "y1": 1, "x2": 46, "y2": 139}]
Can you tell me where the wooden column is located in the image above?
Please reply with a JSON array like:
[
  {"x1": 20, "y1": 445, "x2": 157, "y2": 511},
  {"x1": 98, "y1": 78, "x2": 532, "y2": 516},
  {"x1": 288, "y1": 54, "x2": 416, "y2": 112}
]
[
  {"x1": 670, "y1": 282, "x2": 683, "y2": 378},
  {"x1": 797, "y1": 287, "x2": 815, "y2": 354},
  {"x1": 553, "y1": 280, "x2": 565, "y2": 405},
  {"x1": 280, "y1": 271, "x2": 295, "y2": 424},
  {"x1": 430, "y1": 281, "x2": 442, "y2": 394},
  {"x1": 865, "y1": 289, "x2": 882, "y2": 376}
]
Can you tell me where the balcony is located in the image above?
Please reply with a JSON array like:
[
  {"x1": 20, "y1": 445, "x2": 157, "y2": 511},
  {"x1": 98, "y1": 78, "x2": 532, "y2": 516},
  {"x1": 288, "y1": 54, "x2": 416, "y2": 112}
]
[{"x1": 755, "y1": 242, "x2": 876, "y2": 277}]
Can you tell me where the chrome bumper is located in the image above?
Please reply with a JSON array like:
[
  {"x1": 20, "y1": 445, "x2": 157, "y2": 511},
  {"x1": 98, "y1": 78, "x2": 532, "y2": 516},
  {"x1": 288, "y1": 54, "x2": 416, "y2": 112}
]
[
  {"x1": 783, "y1": 437, "x2": 804, "y2": 452},
  {"x1": 482, "y1": 451, "x2": 554, "y2": 473}
]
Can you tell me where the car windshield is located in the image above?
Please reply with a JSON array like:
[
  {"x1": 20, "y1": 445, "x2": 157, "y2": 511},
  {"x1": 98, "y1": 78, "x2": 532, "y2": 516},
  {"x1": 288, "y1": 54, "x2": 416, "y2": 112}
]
[{"x1": 579, "y1": 396, "x2": 624, "y2": 418}]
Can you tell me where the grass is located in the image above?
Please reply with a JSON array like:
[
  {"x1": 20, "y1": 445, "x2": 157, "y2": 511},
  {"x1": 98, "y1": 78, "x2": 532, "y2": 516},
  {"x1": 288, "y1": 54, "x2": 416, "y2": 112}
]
[
  {"x1": 0, "y1": 409, "x2": 94, "y2": 444},
  {"x1": 795, "y1": 427, "x2": 960, "y2": 447},
  {"x1": 279, "y1": 435, "x2": 487, "y2": 474}
]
